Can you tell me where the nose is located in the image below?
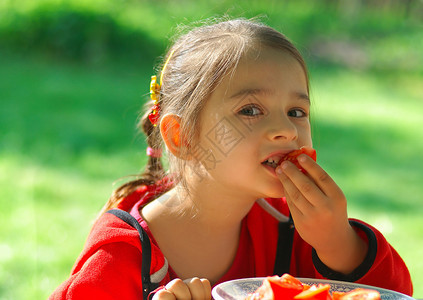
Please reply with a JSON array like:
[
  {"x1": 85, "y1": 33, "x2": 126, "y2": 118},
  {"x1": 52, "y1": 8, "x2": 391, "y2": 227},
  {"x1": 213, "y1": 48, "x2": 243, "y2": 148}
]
[{"x1": 265, "y1": 114, "x2": 298, "y2": 141}]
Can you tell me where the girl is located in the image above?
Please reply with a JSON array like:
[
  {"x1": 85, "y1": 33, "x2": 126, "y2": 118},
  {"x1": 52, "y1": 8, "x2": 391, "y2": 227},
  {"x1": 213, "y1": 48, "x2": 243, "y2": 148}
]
[{"x1": 50, "y1": 19, "x2": 413, "y2": 299}]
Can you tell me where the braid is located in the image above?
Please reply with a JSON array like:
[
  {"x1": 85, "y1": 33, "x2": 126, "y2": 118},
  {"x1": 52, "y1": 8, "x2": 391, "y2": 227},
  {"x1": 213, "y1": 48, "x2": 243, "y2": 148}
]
[
  {"x1": 140, "y1": 105, "x2": 165, "y2": 181},
  {"x1": 98, "y1": 103, "x2": 167, "y2": 217},
  {"x1": 97, "y1": 50, "x2": 175, "y2": 218}
]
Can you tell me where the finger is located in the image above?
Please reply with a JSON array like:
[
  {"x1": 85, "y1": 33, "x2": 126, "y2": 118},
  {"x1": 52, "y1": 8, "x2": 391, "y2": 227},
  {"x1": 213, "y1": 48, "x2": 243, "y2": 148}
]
[
  {"x1": 284, "y1": 192, "x2": 303, "y2": 220},
  {"x1": 278, "y1": 160, "x2": 321, "y2": 209},
  {"x1": 277, "y1": 168, "x2": 307, "y2": 215},
  {"x1": 186, "y1": 278, "x2": 212, "y2": 300},
  {"x1": 297, "y1": 154, "x2": 344, "y2": 199},
  {"x1": 166, "y1": 278, "x2": 191, "y2": 299},
  {"x1": 183, "y1": 277, "x2": 205, "y2": 299},
  {"x1": 200, "y1": 278, "x2": 212, "y2": 299},
  {"x1": 153, "y1": 289, "x2": 176, "y2": 300}
]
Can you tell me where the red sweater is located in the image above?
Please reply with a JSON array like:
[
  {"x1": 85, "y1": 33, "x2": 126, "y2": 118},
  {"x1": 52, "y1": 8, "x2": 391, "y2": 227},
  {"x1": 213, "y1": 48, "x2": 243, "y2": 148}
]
[{"x1": 50, "y1": 183, "x2": 413, "y2": 299}]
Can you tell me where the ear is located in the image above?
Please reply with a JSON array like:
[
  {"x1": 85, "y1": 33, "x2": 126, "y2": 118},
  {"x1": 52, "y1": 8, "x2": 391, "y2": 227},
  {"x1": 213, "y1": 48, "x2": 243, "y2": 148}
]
[{"x1": 160, "y1": 114, "x2": 186, "y2": 158}]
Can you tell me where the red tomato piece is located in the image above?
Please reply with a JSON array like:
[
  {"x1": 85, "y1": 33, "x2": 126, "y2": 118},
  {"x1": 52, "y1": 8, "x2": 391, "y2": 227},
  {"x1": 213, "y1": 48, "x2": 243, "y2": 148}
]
[
  {"x1": 332, "y1": 291, "x2": 346, "y2": 300},
  {"x1": 270, "y1": 274, "x2": 305, "y2": 299},
  {"x1": 278, "y1": 274, "x2": 304, "y2": 288},
  {"x1": 247, "y1": 274, "x2": 382, "y2": 300},
  {"x1": 294, "y1": 284, "x2": 331, "y2": 300},
  {"x1": 247, "y1": 274, "x2": 305, "y2": 300},
  {"x1": 278, "y1": 147, "x2": 317, "y2": 174},
  {"x1": 337, "y1": 288, "x2": 381, "y2": 300},
  {"x1": 246, "y1": 280, "x2": 275, "y2": 300}
]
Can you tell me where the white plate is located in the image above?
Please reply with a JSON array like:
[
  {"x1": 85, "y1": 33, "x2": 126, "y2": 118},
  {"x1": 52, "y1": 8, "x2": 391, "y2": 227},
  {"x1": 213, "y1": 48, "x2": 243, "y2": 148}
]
[{"x1": 212, "y1": 277, "x2": 414, "y2": 300}]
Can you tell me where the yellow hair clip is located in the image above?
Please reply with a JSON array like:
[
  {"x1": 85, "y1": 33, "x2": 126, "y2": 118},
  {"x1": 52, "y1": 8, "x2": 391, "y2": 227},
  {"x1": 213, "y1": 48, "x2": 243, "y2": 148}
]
[
  {"x1": 150, "y1": 75, "x2": 160, "y2": 102},
  {"x1": 148, "y1": 50, "x2": 175, "y2": 126}
]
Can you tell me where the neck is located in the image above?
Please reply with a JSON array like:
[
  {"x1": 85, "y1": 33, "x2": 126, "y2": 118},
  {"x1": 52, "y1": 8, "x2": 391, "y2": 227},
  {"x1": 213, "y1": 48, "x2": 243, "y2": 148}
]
[
  {"x1": 140, "y1": 176, "x2": 258, "y2": 283},
  {"x1": 180, "y1": 178, "x2": 257, "y2": 230},
  {"x1": 145, "y1": 176, "x2": 258, "y2": 235}
]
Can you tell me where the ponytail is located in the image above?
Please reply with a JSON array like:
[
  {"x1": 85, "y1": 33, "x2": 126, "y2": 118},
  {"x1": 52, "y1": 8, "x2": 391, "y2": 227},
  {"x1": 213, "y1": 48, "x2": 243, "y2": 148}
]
[
  {"x1": 98, "y1": 50, "x2": 176, "y2": 218},
  {"x1": 98, "y1": 106, "x2": 167, "y2": 217}
]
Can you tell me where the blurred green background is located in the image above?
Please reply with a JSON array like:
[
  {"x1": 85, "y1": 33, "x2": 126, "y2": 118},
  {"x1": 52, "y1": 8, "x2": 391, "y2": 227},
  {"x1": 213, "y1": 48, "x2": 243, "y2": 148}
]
[{"x1": 1, "y1": 0, "x2": 422, "y2": 299}]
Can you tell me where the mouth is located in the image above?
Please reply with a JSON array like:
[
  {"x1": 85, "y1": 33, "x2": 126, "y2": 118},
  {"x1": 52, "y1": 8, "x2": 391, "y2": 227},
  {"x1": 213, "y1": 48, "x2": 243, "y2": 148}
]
[{"x1": 261, "y1": 152, "x2": 289, "y2": 170}]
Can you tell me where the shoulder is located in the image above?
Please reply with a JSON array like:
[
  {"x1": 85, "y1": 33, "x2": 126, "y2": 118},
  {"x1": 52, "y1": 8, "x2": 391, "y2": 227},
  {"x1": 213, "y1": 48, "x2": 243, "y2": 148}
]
[
  {"x1": 68, "y1": 212, "x2": 142, "y2": 274},
  {"x1": 50, "y1": 211, "x2": 169, "y2": 299},
  {"x1": 50, "y1": 240, "x2": 145, "y2": 300},
  {"x1": 87, "y1": 211, "x2": 143, "y2": 250},
  {"x1": 71, "y1": 211, "x2": 166, "y2": 276}
]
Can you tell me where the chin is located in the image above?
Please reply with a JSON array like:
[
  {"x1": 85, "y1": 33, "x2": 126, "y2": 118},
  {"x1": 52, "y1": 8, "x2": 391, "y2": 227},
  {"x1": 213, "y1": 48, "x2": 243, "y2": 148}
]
[
  {"x1": 266, "y1": 192, "x2": 285, "y2": 199},
  {"x1": 260, "y1": 186, "x2": 285, "y2": 199}
]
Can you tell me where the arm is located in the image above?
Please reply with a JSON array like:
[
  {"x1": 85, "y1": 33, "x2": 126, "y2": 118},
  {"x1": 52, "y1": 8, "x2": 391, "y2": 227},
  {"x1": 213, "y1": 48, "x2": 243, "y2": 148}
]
[
  {"x1": 50, "y1": 219, "x2": 211, "y2": 300},
  {"x1": 276, "y1": 154, "x2": 367, "y2": 274},
  {"x1": 310, "y1": 220, "x2": 413, "y2": 295},
  {"x1": 277, "y1": 155, "x2": 413, "y2": 295},
  {"x1": 49, "y1": 242, "x2": 143, "y2": 300}
]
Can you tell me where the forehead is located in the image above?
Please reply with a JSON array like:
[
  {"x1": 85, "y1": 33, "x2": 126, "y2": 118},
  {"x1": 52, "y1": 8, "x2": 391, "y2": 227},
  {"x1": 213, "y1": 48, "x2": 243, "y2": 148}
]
[{"x1": 218, "y1": 46, "x2": 308, "y2": 100}]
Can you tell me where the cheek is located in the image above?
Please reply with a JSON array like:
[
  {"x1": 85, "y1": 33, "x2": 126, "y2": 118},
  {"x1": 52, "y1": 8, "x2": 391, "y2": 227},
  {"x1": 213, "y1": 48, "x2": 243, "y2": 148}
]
[
  {"x1": 202, "y1": 118, "x2": 247, "y2": 157},
  {"x1": 298, "y1": 123, "x2": 313, "y2": 146},
  {"x1": 198, "y1": 134, "x2": 257, "y2": 177},
  {"x1": 219, "y1": 135, "x2": 259, "y2": 172}
]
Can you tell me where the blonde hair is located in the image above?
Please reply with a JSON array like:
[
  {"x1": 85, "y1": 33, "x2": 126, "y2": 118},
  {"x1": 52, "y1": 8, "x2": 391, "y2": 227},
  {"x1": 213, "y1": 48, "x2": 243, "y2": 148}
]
[{"x1": 101, "y1": 18, "x2": 309, "y2": 213}]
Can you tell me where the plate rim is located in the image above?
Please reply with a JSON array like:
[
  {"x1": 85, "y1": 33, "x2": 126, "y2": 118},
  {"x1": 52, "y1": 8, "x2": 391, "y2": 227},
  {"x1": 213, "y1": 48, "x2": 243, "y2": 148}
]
[{"x1": 212, "y1": 277, "x2": 414, "y2": 300}]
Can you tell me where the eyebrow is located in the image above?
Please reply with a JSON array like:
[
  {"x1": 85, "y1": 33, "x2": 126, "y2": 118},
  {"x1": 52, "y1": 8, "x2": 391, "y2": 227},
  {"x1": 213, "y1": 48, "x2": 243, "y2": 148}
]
[
  {"x1": 229, "y1": 88, "x2": 310, "y2": 104},
  {"x1": 228, "y1": 88, "x2": 272, "y2": 101},
  {"x1": 295, "y1": 92, "x2": 311, "y2": 104}
]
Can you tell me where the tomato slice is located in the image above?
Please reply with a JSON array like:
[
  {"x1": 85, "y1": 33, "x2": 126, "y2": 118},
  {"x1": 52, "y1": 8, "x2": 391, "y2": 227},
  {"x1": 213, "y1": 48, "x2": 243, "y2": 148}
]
[
  {"x1": 294, "y1": 284, "x2": 331, "y2": 300},
  {"x1": 270, "y1": 274, "x2": 305, "y2": 299},
  {"x1": 279, "y1": 147, "x2": 317, "y2": 174},
  {"x1": 248, "y1": 274, "x2": 305, "y2": 300},
  {"x1": 337, "y1": 288, "x2": 381, "y2": 300},
  {"x1": 332, "y1": 291, "x2": 346, "y2": 300},
  {"x1": 278, "y1": 274, "x2": 304, "y2": 288},
  {"x1": 246, "y1": 279, "x2": 275, "y2": 300},
  {"x1": 247, "y1": 274, "x2": 382, "y2": 300}
]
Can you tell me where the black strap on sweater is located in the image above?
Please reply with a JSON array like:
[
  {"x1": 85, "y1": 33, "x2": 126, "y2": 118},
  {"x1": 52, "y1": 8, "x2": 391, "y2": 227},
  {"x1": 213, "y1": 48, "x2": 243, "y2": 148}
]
[
  {"x1": 107, "y1": 209, "x2": 159, "y2": 300},
  {"x1": 108, "y1": 208, "x2": 294, "y2": 298},
  {"x1": 273, "y1": 217, "x2": 295, "y2": 275}
]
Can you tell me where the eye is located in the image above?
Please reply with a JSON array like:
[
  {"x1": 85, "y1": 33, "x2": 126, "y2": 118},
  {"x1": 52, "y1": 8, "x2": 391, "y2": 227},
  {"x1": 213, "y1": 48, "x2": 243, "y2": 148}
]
[
  {"x1": 288, "y1": 108, "x2": 307, "y2": 118},
  {"x1": 237, "y1": 104, "x2": 264, "y2": 117}
]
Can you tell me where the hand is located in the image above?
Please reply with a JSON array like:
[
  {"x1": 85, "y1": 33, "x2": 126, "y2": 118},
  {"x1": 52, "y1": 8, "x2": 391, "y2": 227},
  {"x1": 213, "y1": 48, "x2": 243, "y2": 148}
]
[
  {"x1": 276, "y1": 154, "x2": 367, "y2": 274},
  {"x1": 153, "y1": 277, "x2": 211, "y2": 300}
]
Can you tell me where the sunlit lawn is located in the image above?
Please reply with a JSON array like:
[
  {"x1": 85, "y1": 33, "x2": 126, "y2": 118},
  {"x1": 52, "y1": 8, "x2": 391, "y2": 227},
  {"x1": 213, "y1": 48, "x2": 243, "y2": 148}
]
[
  {"x1": 0, "y1": 52, "x2": 150, "y2": 299},
  {"x1": 311, "y1": 65, "x2": 423, "y2": 297},
  {"x1": 1, "y1": 53, "x2": 422, "y2": 299}
]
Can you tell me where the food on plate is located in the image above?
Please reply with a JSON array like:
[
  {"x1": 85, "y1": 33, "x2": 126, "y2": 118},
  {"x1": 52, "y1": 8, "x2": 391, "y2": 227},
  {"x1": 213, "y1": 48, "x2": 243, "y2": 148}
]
[
  {"x1": 294, "y1": 284, "x2": 331, "y2": 300},
  {"x1": 278, "y1": 147, "x2": 317, "y2": 174},
  {"x1": 246, "y1": 274, "x2": 303, "y2": 299},
  {"x1": 332, "y1": 289, "x2": 381, "y2": 300},
  {"x1": 246, "y1": 274, "x2": 381, "y2": 300}
]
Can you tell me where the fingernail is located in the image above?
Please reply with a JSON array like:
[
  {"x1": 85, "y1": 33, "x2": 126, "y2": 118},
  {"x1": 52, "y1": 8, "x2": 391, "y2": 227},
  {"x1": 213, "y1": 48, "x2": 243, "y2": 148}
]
[
  {"x1": 298, "y1": 154, "x2": 306, "y2": 162},
  {"x1": 276, "y1": 167, "x2": 283, "y2": 174}
]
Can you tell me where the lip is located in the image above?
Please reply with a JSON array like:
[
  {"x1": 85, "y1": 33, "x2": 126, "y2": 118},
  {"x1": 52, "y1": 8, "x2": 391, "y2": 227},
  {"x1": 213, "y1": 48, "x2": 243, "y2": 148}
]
[
  {"x1": 262, "y1": 163, "x2": 278, "y2": 177},
  {"x1": 260, "y1": 149, "x2": 296, "y2": 165},
  {"x1": 261, "y1": 149, "x2": 297, "y2": 178}
]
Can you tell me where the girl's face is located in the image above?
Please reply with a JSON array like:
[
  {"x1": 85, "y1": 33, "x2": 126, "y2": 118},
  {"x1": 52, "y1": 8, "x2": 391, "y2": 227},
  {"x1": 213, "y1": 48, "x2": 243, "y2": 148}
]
[{"x1": 193, "y1": 46, "x2": 312, "y2": 200}]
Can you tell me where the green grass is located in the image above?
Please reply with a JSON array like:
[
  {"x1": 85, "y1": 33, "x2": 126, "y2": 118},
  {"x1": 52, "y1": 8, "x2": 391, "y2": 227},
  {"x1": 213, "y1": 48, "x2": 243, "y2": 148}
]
[
  {"x1": 0, "y1": 52, "x2": 150, "y2": 299},
  {"x1": 2, "y1": 53, "x2": 422, "y2": 300},
  {"x1": 1, "y1": 1, "x2": 423, "y2": 299},
  {"x1": 310, "y1": 66, "x2": 423, "y2": 297}
]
